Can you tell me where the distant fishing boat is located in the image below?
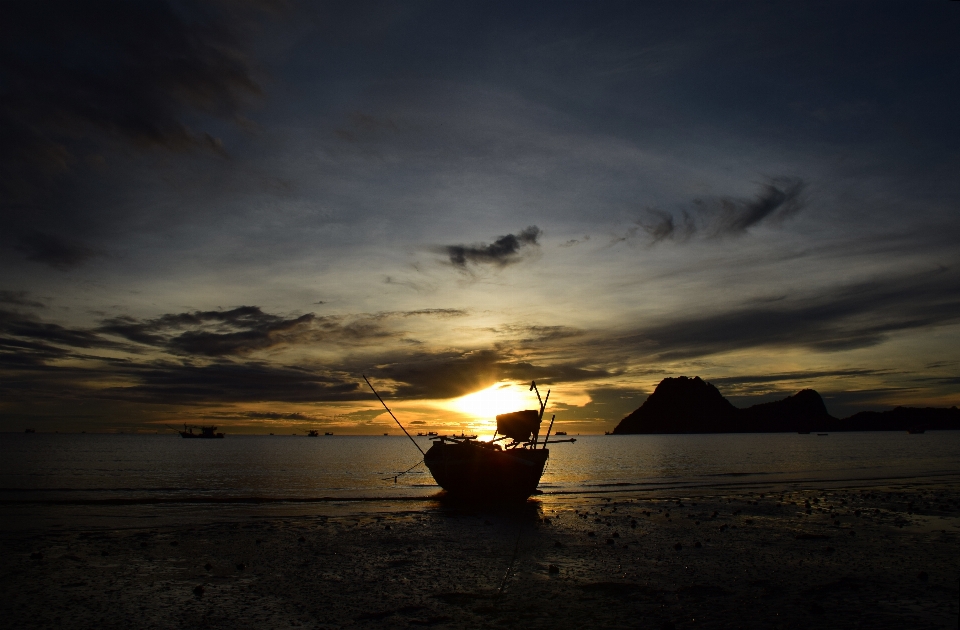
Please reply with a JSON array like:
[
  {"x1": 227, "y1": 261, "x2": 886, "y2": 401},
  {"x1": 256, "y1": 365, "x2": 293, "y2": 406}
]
[
  {"x1": 554, "y1": 431, "x2": 567, "y2": 436},
  {"x1": 307, "y1": 430, "x2": 319, "y2": 437},
  {"x1": 174, "y1": 424, "x2": 224, "y2": 439},
  {"x1": 364, "y1": 376, "x2": 575, "y2": 502},
  {"x1": 324, "y1": 432, "x2": 333, "y2": 436}
]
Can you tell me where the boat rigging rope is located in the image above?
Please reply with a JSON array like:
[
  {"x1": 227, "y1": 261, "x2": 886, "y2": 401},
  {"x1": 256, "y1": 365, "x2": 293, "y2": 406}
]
[
  {"x1": 381, "y1": 458, "x2": 424, "y2": 483},
  {"x1": 497, "y1": 519, "x2": 526, "y2": 597}
]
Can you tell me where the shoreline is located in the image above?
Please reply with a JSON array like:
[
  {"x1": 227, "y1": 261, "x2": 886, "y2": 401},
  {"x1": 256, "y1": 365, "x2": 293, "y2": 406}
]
[{"x1": 3, "y1": 477, "x2": 958, "y2": 629}]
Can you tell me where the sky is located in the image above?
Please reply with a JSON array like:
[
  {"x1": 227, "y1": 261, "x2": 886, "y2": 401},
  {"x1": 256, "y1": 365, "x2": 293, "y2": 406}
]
[{"x1": 2, "y1": 1, "x2": 959, "y2": 434}]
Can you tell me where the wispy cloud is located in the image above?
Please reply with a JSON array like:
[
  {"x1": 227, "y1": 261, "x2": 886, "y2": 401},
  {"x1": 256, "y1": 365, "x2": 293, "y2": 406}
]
[{"x1": 626, "y1": 178, "x2": 806, "y2": 245}]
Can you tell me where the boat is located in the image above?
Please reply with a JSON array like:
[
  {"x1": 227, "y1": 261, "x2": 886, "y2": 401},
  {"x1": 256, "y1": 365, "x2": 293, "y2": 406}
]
[
  {"x1": 427, "y1": 431, "x2": 438, "y2": 436},
  {"x1": 817, "y1": 433, "x2": 828, "y2": 436},
  {"x1": 176, "y1": 424, "x2": 224, "y2": 439},
  {"x1": 554, "y1": 431, "x2": 567, "y2": 436},
  {"x1": 324, "y1": 432, "x2": 333, "y2": 435},
  {"x1": 363, "y1": 375, "x2": 574, "y2": 502},
  {"x1": 907, "y1": 428, "x2": 926, "y2": 434},
  {"x1": 307, "y1": 430, "x2": 319, "y2": 437}
]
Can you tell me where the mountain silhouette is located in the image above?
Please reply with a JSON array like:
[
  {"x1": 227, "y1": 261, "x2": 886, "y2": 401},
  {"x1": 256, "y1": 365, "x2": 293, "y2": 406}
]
[{"x1": 611, "y1": 376, "x2": 960, "y2": 433}]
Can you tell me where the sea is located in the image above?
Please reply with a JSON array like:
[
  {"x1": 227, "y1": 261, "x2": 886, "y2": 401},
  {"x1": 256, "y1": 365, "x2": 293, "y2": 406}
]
[{"x1": 3, "y1": 432, "x2": 959, "y2": 528}]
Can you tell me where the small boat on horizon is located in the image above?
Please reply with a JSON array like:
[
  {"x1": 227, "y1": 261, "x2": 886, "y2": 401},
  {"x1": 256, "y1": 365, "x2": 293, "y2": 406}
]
[
  {"x1": 554, "y1": 431, "x2": 567, "y2": 436},
  {"x1": 307, "y1": 430, "x2": 319, "y2": 437},
  {"x1": 174, "y1": 424, "x2": 224, "y2": 439},
  {"x1": 324, "y1": 432, "x2": 333, "y2": 435}
]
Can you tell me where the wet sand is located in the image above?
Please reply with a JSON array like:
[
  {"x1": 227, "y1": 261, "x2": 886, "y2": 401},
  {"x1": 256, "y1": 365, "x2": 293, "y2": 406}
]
[{"x1": 2, "y1": 480, "x2": 958, "y2": 629}]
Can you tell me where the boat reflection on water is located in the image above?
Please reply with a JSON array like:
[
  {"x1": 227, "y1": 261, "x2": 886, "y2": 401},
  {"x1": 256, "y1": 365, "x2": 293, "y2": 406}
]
[{"x1": 365, "y1": 376, "x2": 575, "y2": 502}]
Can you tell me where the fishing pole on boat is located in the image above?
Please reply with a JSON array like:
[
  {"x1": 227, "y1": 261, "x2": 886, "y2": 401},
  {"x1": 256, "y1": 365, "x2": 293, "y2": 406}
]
[{"x1": 363, "y1": 375, "x2": 425, "y2": 456}]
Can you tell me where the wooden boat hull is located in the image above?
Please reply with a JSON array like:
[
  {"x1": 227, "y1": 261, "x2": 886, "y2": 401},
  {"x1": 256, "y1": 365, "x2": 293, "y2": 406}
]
[{"x1": 424, "y1": 442, "x2": 548, "y2": 501}]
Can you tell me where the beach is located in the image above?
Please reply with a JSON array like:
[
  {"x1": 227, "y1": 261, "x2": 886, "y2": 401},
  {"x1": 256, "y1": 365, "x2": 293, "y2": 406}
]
[{"x1": 3, "y1": 478, "x2": 958, "y2": 629}]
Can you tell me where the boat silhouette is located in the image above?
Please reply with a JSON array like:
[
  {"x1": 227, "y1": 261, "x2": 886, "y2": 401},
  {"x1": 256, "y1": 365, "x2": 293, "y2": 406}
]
[
  {"x1": 173, "y1": 423, "x2": 224, "y2": 439},
  {"x1": 365, "y1": 376, "x2": 575, "y2": 501}
]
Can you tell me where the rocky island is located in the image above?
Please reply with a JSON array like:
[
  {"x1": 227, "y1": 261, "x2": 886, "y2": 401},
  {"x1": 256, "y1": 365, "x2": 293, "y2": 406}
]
[{"x1": 612, "y1": 376, "x2": 960, "y2": 434}]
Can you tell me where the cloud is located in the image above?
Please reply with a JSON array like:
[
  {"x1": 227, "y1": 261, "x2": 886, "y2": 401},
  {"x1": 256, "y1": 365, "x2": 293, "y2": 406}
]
[
  {"x1": 711, "y1": 178, "x2": 805, "y2": 235},
  {"x1": 0, "y1": 309, "x2": 118, "y2": 351},
  {"x1": 368, "y1": 348, "x2": 609, "y2": 399},
  {"x1": 632, "y1": 178, "x2": 805, "y2": 244},
  {"x1": 101, "y1": 361, "x2": 361, "y2": 404},
  {"x1": 612, "y1": 267, "x2": 960, "y2": 360},
  {"x1": 0, "y1": 0, "x2": 278, "y2": 260},
  {"x1": 442, "y1": 226, "x2": 541, "y2": 268},
  {"x1": 0, "y1": 290, "x2": 44, "y2": 308},
  {"x1": 559, "y1": 236, "x2": 590, "y2": 248},
  {"x1": 708, "y1": 368, "x2": 888, "y2": 388},
  {"x1": 15, "y1": 231, "x2": 100, "y2": 270},
  {"x1": 98, "y1": 306, "x2": 317, "y2": 356}
]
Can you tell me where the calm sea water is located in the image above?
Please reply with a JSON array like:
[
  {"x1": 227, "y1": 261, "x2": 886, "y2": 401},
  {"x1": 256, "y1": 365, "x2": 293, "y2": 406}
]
[{"x1": 2, "y1": 432, "x2": 958, "y2": 506}]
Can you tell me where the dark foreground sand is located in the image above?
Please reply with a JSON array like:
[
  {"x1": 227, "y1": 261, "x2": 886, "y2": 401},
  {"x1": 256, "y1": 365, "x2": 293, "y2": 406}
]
[{"x1": 2, "y1": 480, "x2": 958, "y2": 629}]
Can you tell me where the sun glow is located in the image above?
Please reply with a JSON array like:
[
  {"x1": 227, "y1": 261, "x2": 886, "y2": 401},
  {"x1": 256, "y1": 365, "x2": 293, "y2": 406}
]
[{"x1": 450, "y1": 382, "x2": 538, "y2": 420}]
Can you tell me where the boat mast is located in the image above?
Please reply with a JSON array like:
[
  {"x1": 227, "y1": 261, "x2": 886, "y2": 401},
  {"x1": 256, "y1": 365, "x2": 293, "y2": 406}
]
[
  {"x1": 529, "y1": 381, "x2": 550, "y2": 447},
  {"x1": 542, "y1": 414, "x2": 556, "y2": 449},
  {"x1": 363, "y1": 375, "x2": 425, "y2": 456}
]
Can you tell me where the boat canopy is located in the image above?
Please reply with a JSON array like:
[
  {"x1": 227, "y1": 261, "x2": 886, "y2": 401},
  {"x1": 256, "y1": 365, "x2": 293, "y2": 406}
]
[{"x1": 496, "y1": 409, "x2": 541, "y2": 442}]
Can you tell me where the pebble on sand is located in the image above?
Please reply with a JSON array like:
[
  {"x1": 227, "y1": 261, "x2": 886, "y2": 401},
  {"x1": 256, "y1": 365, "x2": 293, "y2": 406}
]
[{"x1": 193, "y1": 585, "x2": 204, "y2": 597}]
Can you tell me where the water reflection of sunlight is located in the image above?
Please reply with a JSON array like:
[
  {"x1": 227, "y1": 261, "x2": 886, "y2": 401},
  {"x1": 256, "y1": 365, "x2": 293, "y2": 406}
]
[{"x1": 448, "y1": 382, "x2": 537, "y2": 420}]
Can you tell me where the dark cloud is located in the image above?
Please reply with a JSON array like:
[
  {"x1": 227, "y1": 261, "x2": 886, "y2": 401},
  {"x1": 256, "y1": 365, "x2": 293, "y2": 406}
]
[
  {"x1": 99, "y1": 306, "x2": 316, "y2": 356},
  {"x1": 15, "y1": 231, "x2": 100, "y2": 270},
  {"x1": 369, "y1": 348, "x2": 609, "y2": 399},
  {"x1": 442, "y1": 226, "x2": 541, "y2": 268},
  {"x1": 712, "y1": 178, "x2": 806, "y2": 235},
  {"x1": 0, "y1": 308, "x2": 118, "y2": 351},
  {"x1": 635, "y1": 178, "x2": 805, "y2": 244},
  {"x1": 1, "y1": 0, "x2": 277, "y2": 261},
  {"x1": 101, "y1": 360, "x2": 360, "y2": 404},
  {"x1": 614, "y1": 268, "x2": 960, "y2": 360},
  {"x1": 0, "y1": 290, "x2": 44, "y2": 308},
  {"x1": 708, "y1": 369, "x2": 888, "y2": 387}
]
